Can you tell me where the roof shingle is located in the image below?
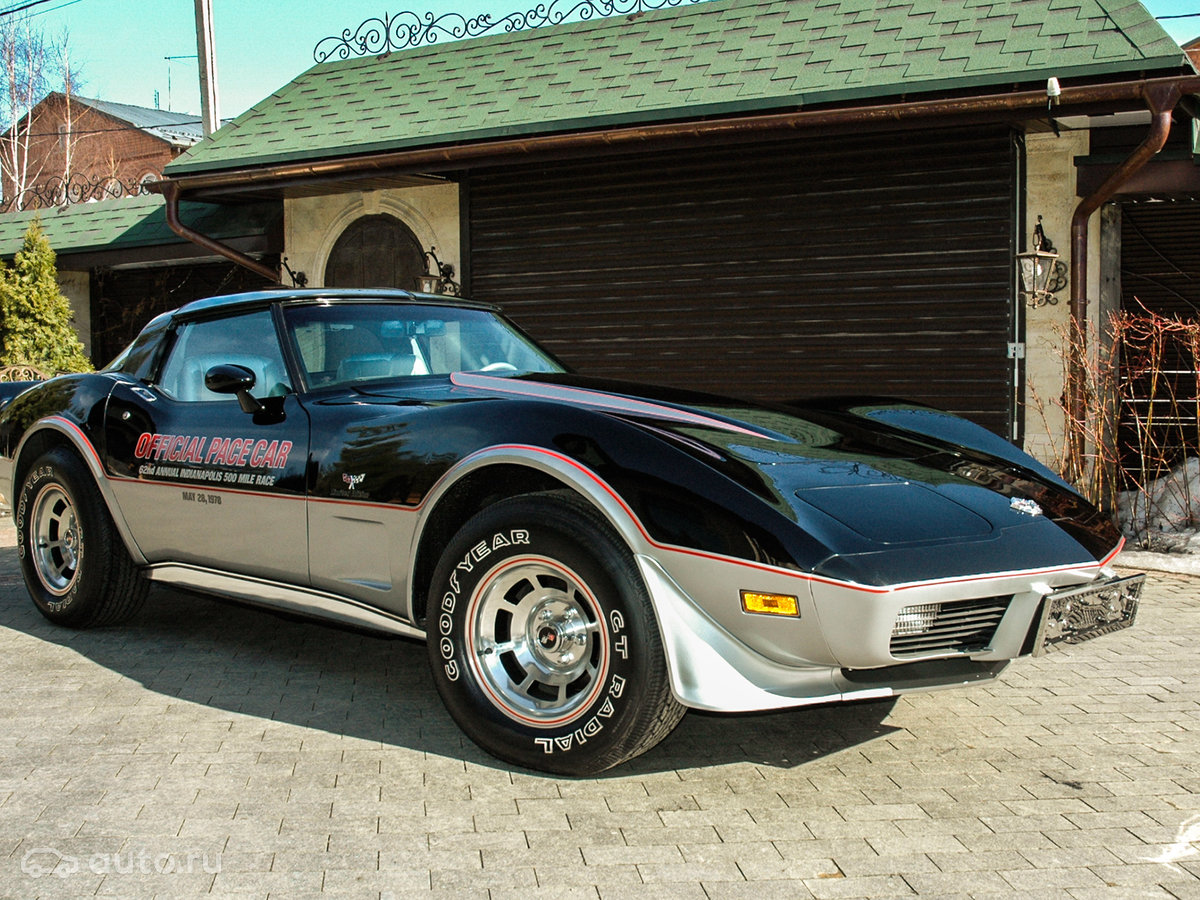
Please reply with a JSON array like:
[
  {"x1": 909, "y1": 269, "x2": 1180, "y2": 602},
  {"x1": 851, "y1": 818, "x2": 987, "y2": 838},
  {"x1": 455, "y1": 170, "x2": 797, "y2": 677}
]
[{"x1": 167, "y1": 0, "x2": 1190, "y2": 177}]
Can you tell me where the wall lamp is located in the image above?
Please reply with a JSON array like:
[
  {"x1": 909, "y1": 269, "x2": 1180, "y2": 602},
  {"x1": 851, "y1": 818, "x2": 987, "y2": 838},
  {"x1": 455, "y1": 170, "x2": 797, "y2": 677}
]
[
  {"x1": 1016, "y1": 216, "x2": 1068, "y2": 308},
  {"x1": 420, "y1": 247, "x2": 461, "y2": 296}
]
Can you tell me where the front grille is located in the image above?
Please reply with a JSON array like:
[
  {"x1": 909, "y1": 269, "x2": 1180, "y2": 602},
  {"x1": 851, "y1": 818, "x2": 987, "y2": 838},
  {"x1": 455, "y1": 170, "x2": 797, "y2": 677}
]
[{"x1": 889, "y1": 595, "x2": 1011, "y2": 657}]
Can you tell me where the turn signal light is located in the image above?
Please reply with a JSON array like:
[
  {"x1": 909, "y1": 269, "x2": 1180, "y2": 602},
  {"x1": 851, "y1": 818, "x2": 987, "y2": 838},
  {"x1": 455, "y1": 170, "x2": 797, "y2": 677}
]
[
  {"x1": 740, "y1": 590, "x2": 799, "y2": 617},
  {"x1": 893, "y1": 602, "x2": 940, "y2": 637}
]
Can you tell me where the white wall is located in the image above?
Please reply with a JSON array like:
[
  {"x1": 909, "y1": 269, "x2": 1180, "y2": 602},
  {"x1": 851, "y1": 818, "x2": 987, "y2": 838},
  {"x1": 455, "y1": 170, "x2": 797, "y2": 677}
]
[
  {"x1": 58, "y1": 270, "x2": 91, "y2": 357},
  {"x1": 283, "y1": 183, "x2": 461, "y2": 289}
]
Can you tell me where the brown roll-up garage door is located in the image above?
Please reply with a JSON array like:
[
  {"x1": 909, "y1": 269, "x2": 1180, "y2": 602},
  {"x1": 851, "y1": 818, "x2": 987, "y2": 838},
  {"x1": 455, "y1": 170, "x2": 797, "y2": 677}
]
[
  {"x1": 1121, "y1": 201, "x2": 1200, "y2": 318},
  {"x1": 467, "y1": 126, "x2": 1018, "y2": 436}
]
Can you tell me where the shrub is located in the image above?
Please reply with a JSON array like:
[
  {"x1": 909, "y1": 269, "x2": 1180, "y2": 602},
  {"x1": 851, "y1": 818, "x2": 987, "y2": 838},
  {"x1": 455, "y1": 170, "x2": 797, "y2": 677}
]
[{"x1": 0, "y1": 218, "x2": 92, "y2": 374}]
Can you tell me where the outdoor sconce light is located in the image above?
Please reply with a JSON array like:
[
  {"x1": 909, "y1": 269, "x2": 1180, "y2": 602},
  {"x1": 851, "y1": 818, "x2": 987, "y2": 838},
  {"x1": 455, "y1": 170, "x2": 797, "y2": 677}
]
[
  {"x1": 1016, "y1": 216, "x2": 1067, "y2": 308},
  {"x1": 421, "y1": 247, "x2": 461, "y2": 296}
]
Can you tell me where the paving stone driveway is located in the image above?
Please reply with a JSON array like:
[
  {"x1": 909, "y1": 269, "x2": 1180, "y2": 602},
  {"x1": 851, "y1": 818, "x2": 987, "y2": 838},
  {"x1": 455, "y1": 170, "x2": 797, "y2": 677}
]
[{"x1": 0, "y1": 515, "x2": 1197, "y2": 900}]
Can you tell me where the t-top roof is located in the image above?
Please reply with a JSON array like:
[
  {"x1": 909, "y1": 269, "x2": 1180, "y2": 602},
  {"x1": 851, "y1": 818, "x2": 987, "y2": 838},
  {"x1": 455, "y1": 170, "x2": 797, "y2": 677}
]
[{"x1": 167, "y1": 0, "x2": 1190, "y2": 177}]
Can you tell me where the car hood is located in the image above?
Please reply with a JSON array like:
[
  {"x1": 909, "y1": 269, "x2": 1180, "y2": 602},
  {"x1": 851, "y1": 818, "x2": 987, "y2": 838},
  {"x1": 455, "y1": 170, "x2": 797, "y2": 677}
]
[{"x1": 445, "y1": 372, "x2": 1120, "y2": 584}]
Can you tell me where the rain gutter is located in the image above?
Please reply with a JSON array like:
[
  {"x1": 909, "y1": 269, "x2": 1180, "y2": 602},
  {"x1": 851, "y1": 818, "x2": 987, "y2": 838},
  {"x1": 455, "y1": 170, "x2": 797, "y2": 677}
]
[
  {"x1": 1064, "y1": 81, "x2": 1187, "y2": 474},
  {"x1": 152, "y1": 73, "x2": 1200, "y2": 285},
  {"x1": 159, "y1": 180, "x2": 280, "y2": 284}
]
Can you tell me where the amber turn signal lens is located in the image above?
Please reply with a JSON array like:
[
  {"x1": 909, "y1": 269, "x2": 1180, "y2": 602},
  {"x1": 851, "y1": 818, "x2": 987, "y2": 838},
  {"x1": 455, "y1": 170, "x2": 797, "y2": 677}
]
[{"x1": 740, "y1": 590, "x2": 800, "y2": 617}]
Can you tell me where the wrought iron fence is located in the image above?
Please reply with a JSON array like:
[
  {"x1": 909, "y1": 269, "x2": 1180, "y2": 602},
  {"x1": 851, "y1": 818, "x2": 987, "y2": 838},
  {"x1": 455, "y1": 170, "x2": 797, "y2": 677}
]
[
  {"x1": 0, "y1": 172, "x2": 155, "y2": 214},
  {"x1": 314, "y1": 0, "x2": 707, "y2": 61}
]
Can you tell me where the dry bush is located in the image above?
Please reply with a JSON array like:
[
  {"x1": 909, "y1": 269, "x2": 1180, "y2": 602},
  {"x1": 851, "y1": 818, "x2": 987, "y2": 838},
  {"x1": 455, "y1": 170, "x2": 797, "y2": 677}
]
[{"x1": 1030, "y1": 307, "x2": 1200, "y2": 542}]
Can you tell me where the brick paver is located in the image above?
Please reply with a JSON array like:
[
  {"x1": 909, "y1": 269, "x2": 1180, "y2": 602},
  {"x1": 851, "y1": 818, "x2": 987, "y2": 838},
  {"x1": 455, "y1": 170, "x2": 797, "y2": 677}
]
[{"x1": 0, "y1": 513, "x2": 1197, "y2": 898}]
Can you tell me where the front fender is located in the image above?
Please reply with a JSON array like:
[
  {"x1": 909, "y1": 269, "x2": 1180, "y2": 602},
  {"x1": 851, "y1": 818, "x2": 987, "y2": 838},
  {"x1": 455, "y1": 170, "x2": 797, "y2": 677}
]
[{"x1": 410, "y1": 444, "x2": 843, "y2": 711}]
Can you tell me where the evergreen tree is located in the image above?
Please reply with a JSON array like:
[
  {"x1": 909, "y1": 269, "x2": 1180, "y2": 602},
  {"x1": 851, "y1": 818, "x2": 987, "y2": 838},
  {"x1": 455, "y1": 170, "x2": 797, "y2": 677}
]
[{"x1": 0, "y1": 218, "x2": 92, "y2": 373}]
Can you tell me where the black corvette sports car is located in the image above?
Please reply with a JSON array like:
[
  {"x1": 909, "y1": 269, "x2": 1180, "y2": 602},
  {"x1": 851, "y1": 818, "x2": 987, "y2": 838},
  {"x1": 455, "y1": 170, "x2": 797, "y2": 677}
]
[{"x1": 0, "y1": 289, "x2": 1142, "y2": 774}]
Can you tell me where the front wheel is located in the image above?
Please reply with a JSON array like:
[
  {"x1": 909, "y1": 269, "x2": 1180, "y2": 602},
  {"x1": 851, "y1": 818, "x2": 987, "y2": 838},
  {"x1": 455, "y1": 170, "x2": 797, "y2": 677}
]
[
  {"x1": 427, "y1": 493, "x2": 684, "y2": 774},
  {"x1": 16, "y1": 447, "x2": 148, "y2": 627}
]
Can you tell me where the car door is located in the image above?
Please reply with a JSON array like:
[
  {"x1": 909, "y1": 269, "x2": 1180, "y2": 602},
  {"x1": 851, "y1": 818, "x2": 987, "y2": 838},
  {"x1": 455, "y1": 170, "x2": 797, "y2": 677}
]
[
  {"x1": 104, "y1": 306, "x2": 311, "y2": 584},
  {"x1": 280, "y1": 301, "x2": 447, "y2": 616}
]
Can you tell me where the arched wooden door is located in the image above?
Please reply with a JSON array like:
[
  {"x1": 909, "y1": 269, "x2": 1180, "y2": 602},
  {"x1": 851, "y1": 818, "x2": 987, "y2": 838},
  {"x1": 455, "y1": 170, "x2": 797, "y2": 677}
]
[{"x1": 324, "y1": 214, "x2": 425, "y2": 289}]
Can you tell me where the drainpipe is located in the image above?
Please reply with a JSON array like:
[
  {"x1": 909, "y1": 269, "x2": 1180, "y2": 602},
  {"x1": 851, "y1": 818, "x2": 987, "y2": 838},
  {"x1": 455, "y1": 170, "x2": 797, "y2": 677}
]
[
  {"x1": 160, "y1": 180, "x2": 281, "y2": 284},
  {"x1": 1065, "y1": 82, "x2": 1182, "y2": 479}
]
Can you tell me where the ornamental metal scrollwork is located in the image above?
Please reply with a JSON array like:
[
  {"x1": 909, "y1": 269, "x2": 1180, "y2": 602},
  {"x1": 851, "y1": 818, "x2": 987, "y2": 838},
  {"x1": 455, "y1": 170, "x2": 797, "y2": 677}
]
[
  {"x1": 314, "y1": 0, "x2": 707, "y2": 61},
  {"x1": 0, "y1": 172, "x2": 155, "y2": 214}
]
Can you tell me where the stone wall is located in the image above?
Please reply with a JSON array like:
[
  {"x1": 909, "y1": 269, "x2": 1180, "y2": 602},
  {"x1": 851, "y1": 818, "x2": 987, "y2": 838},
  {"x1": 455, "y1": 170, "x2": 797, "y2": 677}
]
[{"x1": 1021, "y1": 128, "x2": 1103, "y2": 468}]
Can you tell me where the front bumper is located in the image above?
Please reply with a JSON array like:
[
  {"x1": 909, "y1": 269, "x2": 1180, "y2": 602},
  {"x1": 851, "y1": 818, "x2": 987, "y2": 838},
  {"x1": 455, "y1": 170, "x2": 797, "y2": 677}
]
[{"x1": 637, "y1": 545, "x2": 1142, "y2": 713}]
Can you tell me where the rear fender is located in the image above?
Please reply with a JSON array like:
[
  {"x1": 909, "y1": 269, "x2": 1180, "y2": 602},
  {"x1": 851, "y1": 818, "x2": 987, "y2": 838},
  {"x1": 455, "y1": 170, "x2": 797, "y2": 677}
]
[
  {"x1": 0, "y1": 380, "x2": 40, "y2": 412},
  {"x1": 11, "y1": 416, "x2": 148, "y2": 565}
]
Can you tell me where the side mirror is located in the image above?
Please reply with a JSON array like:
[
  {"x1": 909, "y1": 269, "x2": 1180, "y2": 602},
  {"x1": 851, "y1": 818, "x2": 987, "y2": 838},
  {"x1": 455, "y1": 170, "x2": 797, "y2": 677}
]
[{"x1": 205, "y1": 364, "x2": 263, "y2": 414}]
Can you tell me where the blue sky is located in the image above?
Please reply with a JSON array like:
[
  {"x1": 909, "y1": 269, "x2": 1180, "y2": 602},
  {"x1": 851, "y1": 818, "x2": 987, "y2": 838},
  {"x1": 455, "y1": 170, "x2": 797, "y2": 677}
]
[{"x1": 18, "y1": 0, "x2": 1200, "y2": 120}]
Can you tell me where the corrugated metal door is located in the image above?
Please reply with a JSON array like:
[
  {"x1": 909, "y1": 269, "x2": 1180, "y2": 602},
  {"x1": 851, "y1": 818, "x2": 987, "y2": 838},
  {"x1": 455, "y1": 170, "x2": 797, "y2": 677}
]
[
  {"x1": 1121, "y1": 201, "x2": 1200, "y2": 317},
  {"x1": 467, "y1": 126, "x2": 1017, "y2": 435},
  {"x1": 89, "y1": 259, "x2": 279, "y2": 368}
]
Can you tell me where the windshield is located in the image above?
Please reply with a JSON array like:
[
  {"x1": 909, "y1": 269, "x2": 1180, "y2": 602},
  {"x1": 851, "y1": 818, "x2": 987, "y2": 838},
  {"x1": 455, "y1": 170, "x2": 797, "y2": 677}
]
[{"x1": 281, "y1": 302, "x2": 564, "y2": 389}]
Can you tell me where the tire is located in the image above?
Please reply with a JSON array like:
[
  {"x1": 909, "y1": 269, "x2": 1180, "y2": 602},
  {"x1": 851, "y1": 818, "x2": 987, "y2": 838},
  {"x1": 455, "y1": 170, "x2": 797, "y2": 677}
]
[
  {"x1": 427, "y1": 492, "x2": 685, "y2": 775},
  {"x1": 16, "y1": 447, "x2": 148, "y2": 628}
]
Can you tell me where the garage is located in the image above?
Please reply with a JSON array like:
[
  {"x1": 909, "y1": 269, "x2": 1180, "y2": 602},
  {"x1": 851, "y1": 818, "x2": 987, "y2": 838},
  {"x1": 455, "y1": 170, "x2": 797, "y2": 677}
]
[{"x1": 468, "y1": 126, "x2": 1020, "y2": 437}]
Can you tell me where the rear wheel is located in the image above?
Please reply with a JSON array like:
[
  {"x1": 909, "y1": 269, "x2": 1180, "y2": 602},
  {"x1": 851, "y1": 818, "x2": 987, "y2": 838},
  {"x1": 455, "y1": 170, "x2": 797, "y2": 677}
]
[
  {"x1": 428, "y1": 492, "x2": 684, "y2": 774},
  {"x1": 16, "y1": 447, "x2": 148, "y2": 627}
]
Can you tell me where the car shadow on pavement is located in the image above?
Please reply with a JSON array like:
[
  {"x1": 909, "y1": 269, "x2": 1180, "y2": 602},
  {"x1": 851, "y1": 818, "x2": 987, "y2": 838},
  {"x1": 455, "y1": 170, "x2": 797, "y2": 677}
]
[{"x1": 0, "y1": 540, "x2": 902, "y2": 777}]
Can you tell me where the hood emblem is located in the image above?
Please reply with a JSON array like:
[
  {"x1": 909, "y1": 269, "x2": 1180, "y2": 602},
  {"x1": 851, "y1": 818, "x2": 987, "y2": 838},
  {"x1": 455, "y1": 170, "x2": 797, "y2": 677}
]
[
  {"x1": 343, "y1": 473, "x2": 365, "y2": 490},
  {"x1": 1010, "y1": 497, "x2": 1043, "y2": 517}
]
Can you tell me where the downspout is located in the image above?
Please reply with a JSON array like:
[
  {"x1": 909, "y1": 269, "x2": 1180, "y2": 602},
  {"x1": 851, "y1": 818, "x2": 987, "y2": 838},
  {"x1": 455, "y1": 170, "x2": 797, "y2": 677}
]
[
  {"x1": 160, "y1": 180, "x2": 281, "y2": 284},
  {"x1": 1065, "y1": 82, "x2": 1182, "y2": 479}
]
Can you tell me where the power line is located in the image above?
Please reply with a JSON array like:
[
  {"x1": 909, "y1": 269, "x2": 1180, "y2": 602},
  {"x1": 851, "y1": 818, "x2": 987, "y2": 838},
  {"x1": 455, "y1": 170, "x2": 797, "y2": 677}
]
[
  {"x1": 0, "y1": 0, "x2": 65, "y2": 18},
  {"x1": 26, "y1": 0, "x2": 83, "y2": 17}
]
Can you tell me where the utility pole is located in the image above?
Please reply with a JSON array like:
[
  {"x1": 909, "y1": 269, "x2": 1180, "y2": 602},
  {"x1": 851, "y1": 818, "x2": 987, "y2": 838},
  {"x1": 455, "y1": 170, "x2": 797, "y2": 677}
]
[{"x1": 194, "y1": 0, "x2": 221, "y2": 136}]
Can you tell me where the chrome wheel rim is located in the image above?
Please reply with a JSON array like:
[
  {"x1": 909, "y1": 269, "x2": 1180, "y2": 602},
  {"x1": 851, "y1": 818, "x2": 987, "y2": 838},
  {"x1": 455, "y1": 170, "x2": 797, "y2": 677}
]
[
  {"x1": 467, "y1": 557, "x2": 609, "y2": 726},
  {"x1": 31, "y1": 484, "x2": 80, "y2": 596}
]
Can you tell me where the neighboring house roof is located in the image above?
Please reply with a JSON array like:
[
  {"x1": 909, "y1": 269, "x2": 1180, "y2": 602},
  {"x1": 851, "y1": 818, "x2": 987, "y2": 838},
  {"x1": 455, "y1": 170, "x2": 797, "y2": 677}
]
[
  {"x1": 73, "y1": 96, "x2": 204, "y2": 147},
  {"x1": 168, "y1": 0, "x2": 1192, "y2": 177},
  {"x1": 0, "y1": 194, "x2": 277, "y2": 263}
]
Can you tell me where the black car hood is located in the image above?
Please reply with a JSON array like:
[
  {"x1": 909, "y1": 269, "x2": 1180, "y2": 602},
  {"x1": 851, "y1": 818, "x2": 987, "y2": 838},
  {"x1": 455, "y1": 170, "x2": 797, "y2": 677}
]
[{"x1": 444, "y1": 372, "x2": 1120, "y2": 584}]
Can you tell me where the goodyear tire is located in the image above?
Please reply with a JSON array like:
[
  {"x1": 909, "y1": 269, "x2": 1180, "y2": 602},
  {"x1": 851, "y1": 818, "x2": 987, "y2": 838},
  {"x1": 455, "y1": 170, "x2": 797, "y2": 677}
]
[
  {"x1": 428, "y1": 492, "x2": 685, "y2": 775},
  {"x1": 16, "y1": 447, "x2": 148, "y2": 628}
]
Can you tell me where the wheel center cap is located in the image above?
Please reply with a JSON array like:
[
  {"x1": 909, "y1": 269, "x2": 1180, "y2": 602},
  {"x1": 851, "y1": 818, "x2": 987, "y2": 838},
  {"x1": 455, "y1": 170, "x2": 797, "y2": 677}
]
[{"x1": 537, "y1": 627, "x2": 558, "y2": 649}]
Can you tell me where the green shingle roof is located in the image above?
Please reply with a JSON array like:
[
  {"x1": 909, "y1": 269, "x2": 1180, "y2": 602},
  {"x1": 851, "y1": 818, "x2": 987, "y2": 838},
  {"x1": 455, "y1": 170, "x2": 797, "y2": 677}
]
[
  {"x1": 0, "y1": 194, "x2": 277, "y2": 260},
  {"x1": 168, "y1": 0, "x2": 1189, "y2": 176}
]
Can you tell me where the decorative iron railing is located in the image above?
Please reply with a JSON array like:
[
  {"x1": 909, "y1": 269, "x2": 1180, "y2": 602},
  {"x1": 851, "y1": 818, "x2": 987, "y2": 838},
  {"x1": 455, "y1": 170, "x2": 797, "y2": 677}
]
[
  {"x1": 0, "y1": 172, "x2": 155, "y2": 214},
  {"x1": 0, "y1": 364, "x2": 50, "y2": 382},
  {"x1": 314, "y1": 0, "x2": 707, "y2": 61}
]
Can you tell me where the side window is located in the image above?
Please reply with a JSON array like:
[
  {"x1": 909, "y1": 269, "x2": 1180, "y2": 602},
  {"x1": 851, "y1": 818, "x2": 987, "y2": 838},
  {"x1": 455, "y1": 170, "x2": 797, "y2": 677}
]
[{"x1": 157, "y1": 310, "x2": 291, "y2": 402}]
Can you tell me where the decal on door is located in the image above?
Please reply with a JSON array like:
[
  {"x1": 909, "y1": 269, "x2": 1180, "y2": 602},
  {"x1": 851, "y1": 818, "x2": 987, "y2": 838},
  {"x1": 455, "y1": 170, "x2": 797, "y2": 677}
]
[{"x1": 133, "y1": 432, "x2": 293, "y2": 487}]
